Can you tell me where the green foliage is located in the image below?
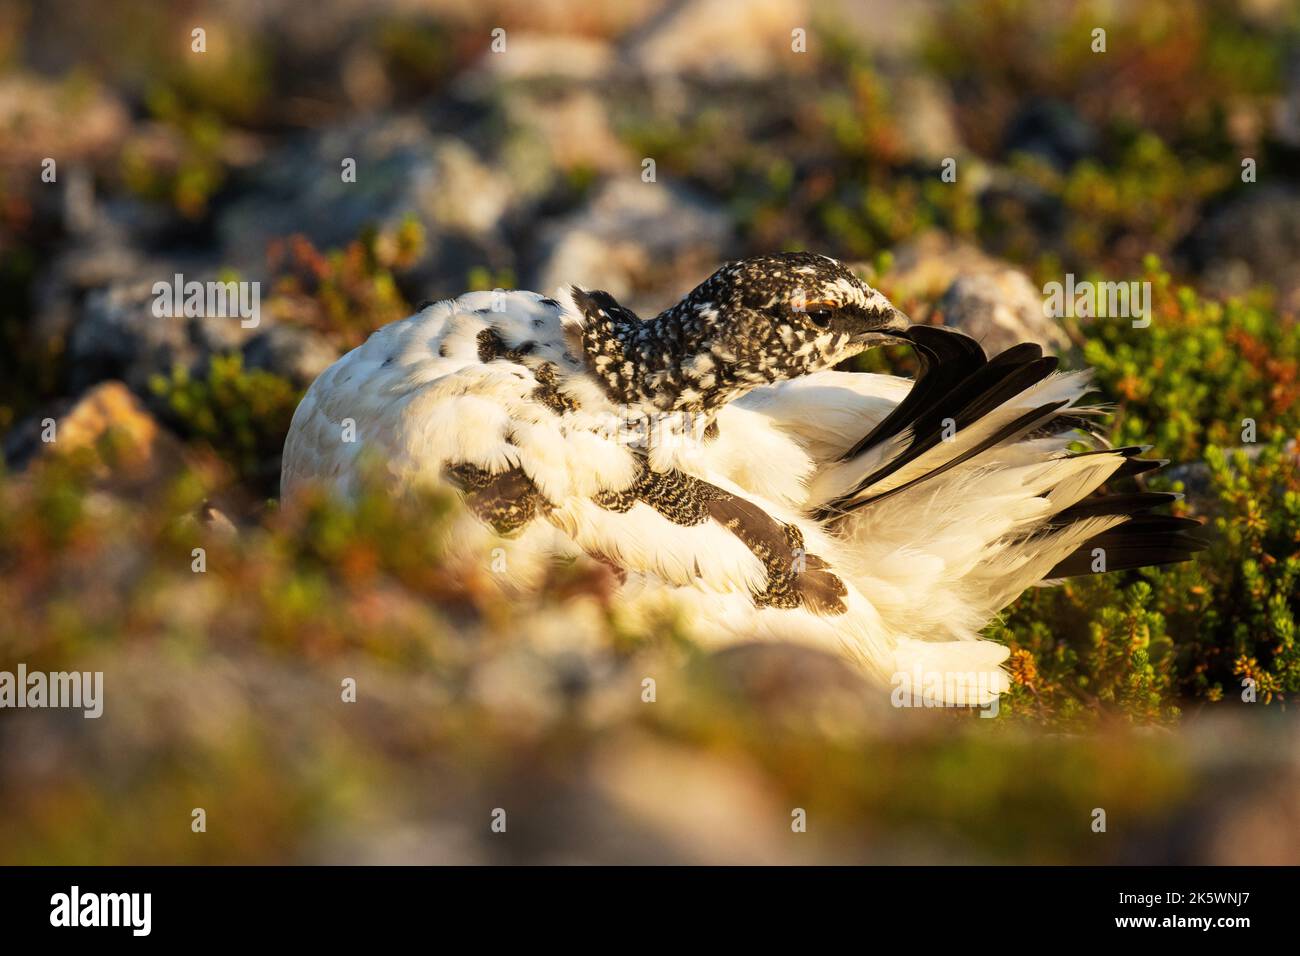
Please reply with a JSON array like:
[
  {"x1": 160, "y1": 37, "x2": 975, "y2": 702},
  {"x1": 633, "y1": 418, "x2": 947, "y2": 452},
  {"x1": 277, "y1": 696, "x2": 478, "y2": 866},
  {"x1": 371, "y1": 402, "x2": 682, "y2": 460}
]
[
  {"x1": 1076, "y1": 258, "x2": 1300, "y2": 461},
  {"x1": 989, "y1": 262, "x2": 1300, "y2": 720},
  {"x1": 267, "y1": 219, "x2": 425, "y2": 347},
  {"x1": 120, "y1": 89, "x2": 230, "y2": 218},
  {"x1": 995, "y1": 135, "x2": 1231, "y2": 268},
  {"x1": 922, "y1": 0, "x2": 1293, "y2": 151},
  {"x1": 149, "y1": 354, "x2": 301, "y2": 484},
  {"x1": 611, "y1": 2, "x2": 1297, "y2": 275}
]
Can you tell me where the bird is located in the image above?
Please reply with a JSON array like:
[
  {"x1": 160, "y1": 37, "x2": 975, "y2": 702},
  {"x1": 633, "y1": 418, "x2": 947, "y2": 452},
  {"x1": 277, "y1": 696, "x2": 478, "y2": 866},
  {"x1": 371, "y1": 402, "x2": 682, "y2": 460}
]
[{"x1": 280, "y1": 252, "x2": 1204, "y2": 704}]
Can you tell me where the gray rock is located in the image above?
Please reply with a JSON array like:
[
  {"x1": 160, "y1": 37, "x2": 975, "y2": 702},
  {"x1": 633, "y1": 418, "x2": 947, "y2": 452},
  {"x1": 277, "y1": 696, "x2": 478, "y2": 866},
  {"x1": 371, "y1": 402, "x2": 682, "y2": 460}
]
[
  {"x1": 1161, "y1": 461, "x2": 1213, "y2": 504},
  {"x1": 30, "y1": 191, "x2": 175, "y2": 351},
  {"x1": 627, "y1": 0, "x2": 809, "y2": 81},
  {"x1": 1166, "y1": 440, "x2": 1299, "y2": 511},
  {"x1": 242, "y1": 324, "x2": 342, "y2": 389},
  {"x1": 68, "y1": 276, "x2": 256, "y2": 397},
  {"x1": 936, "y1": 269, "x2": 1071, "y2": 357},
  {"x1": 894, "y1": 73, "x2": 965, "y2": 164},
  {"x1": 215, "y1": 117, "x2": 521, "y2": 300},
  {"x1": 1185, "y1": 186, "x2": 1300, "y2": 310},
  {"x1": 531, "y1": 178, "x2": 733, "y2": 314}
]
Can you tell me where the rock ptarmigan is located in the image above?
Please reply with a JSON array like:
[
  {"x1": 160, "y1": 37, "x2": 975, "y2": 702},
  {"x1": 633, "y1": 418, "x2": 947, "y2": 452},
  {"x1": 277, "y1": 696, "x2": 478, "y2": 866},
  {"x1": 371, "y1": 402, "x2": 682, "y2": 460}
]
[{"x1": 281, "y1": 252, "x2": 1204, "y2": 703}]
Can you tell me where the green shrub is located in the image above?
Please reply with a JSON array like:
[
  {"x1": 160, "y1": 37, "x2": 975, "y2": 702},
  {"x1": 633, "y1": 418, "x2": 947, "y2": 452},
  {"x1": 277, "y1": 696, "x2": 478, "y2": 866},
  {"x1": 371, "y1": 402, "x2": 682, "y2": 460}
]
[
  {"x1": 266, "y1": 219, "x2": 425, "y2": 347},
  {"x1": 149, "y1": 354, "x2": 301, "y2": 485},
  {"x1": 990, "y1": 261, "x2": 1300, "y2": 719}
]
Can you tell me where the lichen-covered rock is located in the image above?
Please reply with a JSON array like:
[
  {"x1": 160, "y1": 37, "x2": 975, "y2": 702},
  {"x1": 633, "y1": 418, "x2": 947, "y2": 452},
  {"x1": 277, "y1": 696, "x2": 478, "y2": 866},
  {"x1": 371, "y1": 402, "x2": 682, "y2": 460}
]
[
  {"x1": 627, "y1": 0, "x2": 810, "y2": 81},
  {"x1": 0, "y1": 74, "x2": 128, "y2": 170}
]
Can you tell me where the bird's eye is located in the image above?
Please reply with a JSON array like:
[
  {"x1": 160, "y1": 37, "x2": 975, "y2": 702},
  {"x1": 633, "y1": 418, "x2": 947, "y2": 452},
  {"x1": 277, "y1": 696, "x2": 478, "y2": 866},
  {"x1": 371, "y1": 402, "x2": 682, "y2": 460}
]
[{"x1": 806, "y1": 309, "x2": 833, "y2": 329}]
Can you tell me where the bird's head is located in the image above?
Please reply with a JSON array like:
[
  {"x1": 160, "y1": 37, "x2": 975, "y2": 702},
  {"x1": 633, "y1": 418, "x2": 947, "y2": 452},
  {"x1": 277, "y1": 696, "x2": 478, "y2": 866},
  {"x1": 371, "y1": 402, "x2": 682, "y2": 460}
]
[
  {"x1": 675, "y1": 252, "x2": 910, "y2": 374},
  {"x1": 572, "y1": 252, "x2": 909, "y2": 411}
]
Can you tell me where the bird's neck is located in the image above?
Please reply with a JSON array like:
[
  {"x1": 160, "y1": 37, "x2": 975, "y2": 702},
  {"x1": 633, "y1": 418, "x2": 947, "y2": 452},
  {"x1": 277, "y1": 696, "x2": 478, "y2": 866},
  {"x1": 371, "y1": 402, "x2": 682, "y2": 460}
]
[{"x1": 578, "y1": 296, "x2": 744, "y2": 414}]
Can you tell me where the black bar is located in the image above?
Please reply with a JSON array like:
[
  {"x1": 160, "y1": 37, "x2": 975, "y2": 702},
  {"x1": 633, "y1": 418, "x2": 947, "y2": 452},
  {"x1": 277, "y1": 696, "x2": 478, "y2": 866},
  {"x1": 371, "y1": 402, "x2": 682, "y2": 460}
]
[{"x1": 0, "y1": 866, "x2": 1286, "y2": 941}]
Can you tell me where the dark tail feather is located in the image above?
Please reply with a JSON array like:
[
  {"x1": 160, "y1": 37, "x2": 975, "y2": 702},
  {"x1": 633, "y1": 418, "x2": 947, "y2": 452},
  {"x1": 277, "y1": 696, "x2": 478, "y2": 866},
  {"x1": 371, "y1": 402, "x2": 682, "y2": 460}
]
[
  {"x1": 1045, "y1": 515, "x2": 1208, "y2": 577},
  {"x1": 820, "y1": 326, "x2": 1072, "y2": 518},
  {"x1": 1042, "y1": 493, "x2": 1208, "y2": 577}
]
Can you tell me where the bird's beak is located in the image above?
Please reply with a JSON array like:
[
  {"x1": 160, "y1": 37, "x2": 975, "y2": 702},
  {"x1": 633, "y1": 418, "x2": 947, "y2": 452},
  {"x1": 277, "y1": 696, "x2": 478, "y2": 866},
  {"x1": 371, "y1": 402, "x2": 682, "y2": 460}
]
[{"x1": 854, "y1": 307, "x2": 912, "y2": 345}]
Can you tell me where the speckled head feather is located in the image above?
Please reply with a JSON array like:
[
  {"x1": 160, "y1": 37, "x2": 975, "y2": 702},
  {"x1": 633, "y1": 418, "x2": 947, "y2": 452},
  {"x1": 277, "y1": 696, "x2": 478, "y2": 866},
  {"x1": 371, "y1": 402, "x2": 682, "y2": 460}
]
[{"x1": 571, "y1": 252, "x2": 908, "y2": 412}]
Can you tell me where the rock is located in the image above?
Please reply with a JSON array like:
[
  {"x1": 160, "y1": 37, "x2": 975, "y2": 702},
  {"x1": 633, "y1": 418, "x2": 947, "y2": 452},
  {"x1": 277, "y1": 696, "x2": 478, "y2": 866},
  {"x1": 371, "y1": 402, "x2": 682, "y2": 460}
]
[
  {"x1": 937, "y1": 270, "x2": 1071, "y2": 357},
  {"x1": 242, "y1": 323, "x2": 342, "y2": 390},
  {"x1": 216, "y1": 118, "x2": 515, "y2": 278},
  {"x1": 33, "y1": 191, "x2": 331, "y2": 401},
  {"x1": 1161, "y1": 461, "x2": 1213, "y2": 503},
  {"x1": 0, "y1": 74, "x2": 128, "y2": 171},
  {"x1": 883, "y1": 231, "x2": 1006, "y2": 299},
  {"x1": 1166, "y1": 440, "x2": 1299, "y2": 513},
  {"x1": 627, "y1": 0, "x2": 810, "y2": 81},
  {"x1": 496, "y1": 86, "x2": 632, "y2": 176},
  {"x1": 3, "y1": 381, "x2": 186, "y2": 485},
  {"x1": 894, "y1": 74, "x2": 964, "y2": 164},
  {"x1": 67, "y1": 275, "x2": 256, "y2": 396},
  {"x1": 457, "y1": 33, "x2": 615, "y2": 85},
  {"x1": 1183, "y1": 186, "x2": 1300, "y2": 310},
  {"x1": 1002, "y1": 98, "x2": 1098, "y2": 170},
  {"x1": 883, "y1": 232, "x2": 1071, "y2": 355},
  {"x1": 30, "y1": 195, "x2": 186, "y2": 352},
  {"x1": 531, "y1": 178, "x2": 733, "y2": 314},
  {"x1": 816, "y1": 0, "x2": 938, "y2": 55}
]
